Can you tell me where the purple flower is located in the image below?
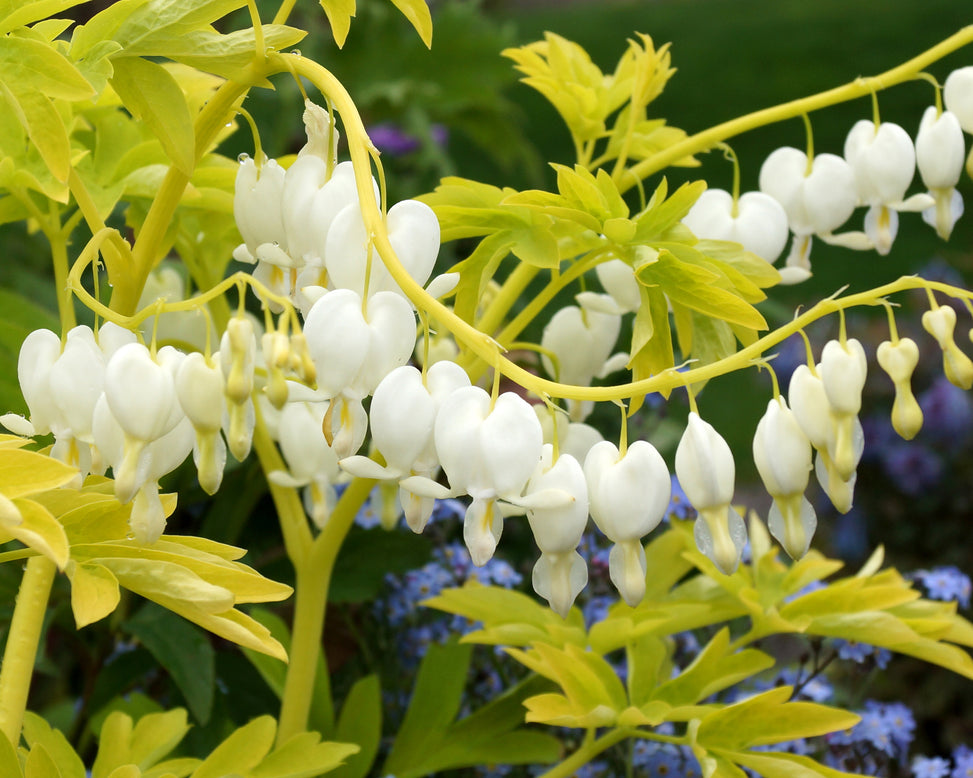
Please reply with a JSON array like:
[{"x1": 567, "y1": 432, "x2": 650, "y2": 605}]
[
  {"x1": 952, "y1": 745, "x2": 973, "y2": 778},
  {"x1": 880, "y1": 442, "x2": 944, "y2": 495},
  {"x1": 919, "y1": 376, "x2": 973, "y2": 447},
  {"x1": 368, "y1": 122, "x2": 449, "y2": 156}
]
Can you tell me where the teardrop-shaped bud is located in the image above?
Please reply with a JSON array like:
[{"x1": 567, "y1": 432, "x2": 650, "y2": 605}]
[
  {"x1": 675, "y1": 413, "x2": 735, "y2": 510},
  {"x1": 877, "y1": 338, "x2": 923, "y2": 439}
]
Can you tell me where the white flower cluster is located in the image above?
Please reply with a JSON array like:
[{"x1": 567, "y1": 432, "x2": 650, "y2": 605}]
[{"x1": 683, "y1": 67, "x2": 973, "y2": 283}]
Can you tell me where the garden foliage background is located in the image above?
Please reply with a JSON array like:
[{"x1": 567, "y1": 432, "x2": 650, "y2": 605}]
[{"x1": 0, "y1": 0, "x2": 972, "y2": 773}]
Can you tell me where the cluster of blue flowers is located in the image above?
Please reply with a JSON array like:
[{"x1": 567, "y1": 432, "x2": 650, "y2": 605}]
[
  {"x1": 912, "y1": 746, "x2": 973, "y2": 778},
  {"x1": 912, "y1": 566, "x2": 973, "y2": 608}
]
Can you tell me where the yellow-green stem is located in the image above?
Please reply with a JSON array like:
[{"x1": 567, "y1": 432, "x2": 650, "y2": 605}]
[
  {"x1": 49, "y1": 225, "x2": 76, "y2": 334},
  {"x1": 276, "y1": 475, "x2": 376, "y2": 746},
  {"x1": 115, "y1": 73, "x2": 260, "y2": 315},
  {"x1": 0, "y1": 556, "x2": 56, "y2": 745},
  {"x1": 537, "y1": 728, "x2": 636, "y2": 778},
  {"x1": 620, "y1": 25, "x2": 973, "y2": 191}
]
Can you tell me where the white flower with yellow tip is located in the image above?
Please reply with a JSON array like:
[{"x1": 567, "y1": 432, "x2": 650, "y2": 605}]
[
  {"x1": 752, "y1": 398, "x2": 815, "y2": 559},
  {"x1": 675, "y1": 412, "x2": 746, "y2": 574},
  {"x1": 759, "y1": 147, "x2": 858, "y2": 283},
  {"x1": 877, "y1": 338, "x2": 923, "y2": 440},
  {"x1": 922, "y1": 303, "x2": 973, "y2": 390},
  {"x1": 682, "y1": 188, "x2": 789, "y2": 263},
  {"x1": 916, "y1": 107, "x2": 966, "y2": 240},
  {"x1": 584, "y1": 439, "x2": 670, "y2": 605},
  {"x1": 175, "y1": 352, "x2": 227, "y2": 495},
  {"x1": 843, "y1": 120, "x2": 932, "y2": 255},
  {"x1": 525, "y1": 446, "x2": 588, "y2": 617}
]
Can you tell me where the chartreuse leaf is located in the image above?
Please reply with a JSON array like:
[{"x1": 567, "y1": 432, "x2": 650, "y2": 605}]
[
  {"x1": 125, "y1": 603, "x2": 215, "y2": 725},
  {"x1": 2, "y1": 88, "x2": 71, "y2": 183},
  {"x1": 653, "y1": 629, "x2": 774, "y2": 709},
  {"x1": 384, "y1": 640, "x2": 471, "y2": 777},
  {"x1": 192, "y1": 715, "x2": 276, "y2": 778},
  {"x1": 0, "y1": 498, "x2": 70, "y2": 569},
  {"x1": 320, "y1": 0, "x2": 356, "y2": 48},
  {"x1": 0, "y1": 36, "x2": 93, "y2": 100},
  {"x1": 22, "y1": 713, "x2": 84, "y2": 778},
  {"x1": 425, "y1": 581, "x2": 586, "y2": 647},
  {"x1": 104, "y1": 768, "x2": 139, "y2": 778},
  {"x1": 626, "y1": 283, "x2": 674, "y2": 400},
  {"x1": 636, "y1": 250, "x2": 767, "y2": 331},
  {"x1": 387, "y1": 0, "x2": 432, "y2": 47},
  {"x1": 127, "y1": 709, "x2": 190, "y2": 771},
  {"x1": 24, "y1": 744, "x2": 60, "y2": 778},
  {"x1": 67, "y1": 562, "x2": 120, "y2": 628},
  {"x1": 0, "y1": 448, "x2": 78, "y2": 498},
  {"x1": 331, "y1": 675, "x2": 382, "y2": 778},
  {"x1": 92, "y1": 711, "x2": 134, "y2": 778},
  {"x1": 722, "y1": 749, "x2": 861, "y2": 778},
  {"x1": 0, "y1": 1, "x2": 85, "y2": 34},
  {"x1": 111, "y1": 0, "x2": 245, "y2": 54},
  {"x1": 695, "y1": 686, "x2": 860, "y2": 750},
  {"x1": 155, "y1": 26, "x2": 306, "y2": 83},
  {"x1": 110, "y1": 57, "x2": 194, "y2": 177},
  {"x1": 250, "y1": 732, "x2": 358, "y2": 778},
  {"x1": 510, "y1": 643, "x2": 627, "y2": 728}
]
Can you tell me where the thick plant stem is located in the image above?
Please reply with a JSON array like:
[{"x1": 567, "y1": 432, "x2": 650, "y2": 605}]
[
  {"x1": 276, "y1": 475, "x2": 375, "y2": 746},
  {"x1": 0, "y1": 556, "x2": 56, "y2": 746}
]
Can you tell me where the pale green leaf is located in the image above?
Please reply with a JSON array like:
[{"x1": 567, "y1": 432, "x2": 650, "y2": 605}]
[
  {"x1": 387, "y1": 0, "x2": 432, "y2": 47},
  {"x1": 128, "y1": 709, "x2": 191, "y2": 770},
  {"x1": 22, "y1": 713, "x2": 84, "y2": 778},
  {"x1": 0, "y1": 448, "x2": 79, "y2": 498},
  {"x1": 192, "y1": 716, "x2": 276, "y2": 778},
  {"x1": 251, "y1": 734, "x2": 358, "y2": 778},
  {"x1": 0, "y1": 727, "x2": 20, "y2": 776},
  {"x1": 154, "y1": 26, "x2": 307, "y2": 82},
  {"x1": 92, "y1": 712, "x2": 134, "y2": 778},
  {"x1": 24, "y1": 744, "x2": 61, "y2": 778},
  {"x1": 68, "y1": 562, "x2": 121, "y2": 628},
  {"x1": 0, "y1": 498, "x2": 70, "y2": 569},
  {"x1": 320, "y1": 0, "x2": 356, "y2": 48},
  {"x1": 724, "y1": 749, "x2": 862, "y2": 778},
  {"x1": 0, "y1": 1, "x2": 85, "y2": 37},
  {"x1": 0, "y1": 36, "x2": 94, "y2": 100},
  {"x1": 70, "y1": 0, "x2": 148, "y2": 58},
  {"x1": 5, "y1": 88, "x2": 71, "y2": 183},
  {"x1": 110, "y1": 56, "x2": 194, "y2": 176},
  {"x1": 111, "y1": 0, "x2": 245, "y2": 54}
]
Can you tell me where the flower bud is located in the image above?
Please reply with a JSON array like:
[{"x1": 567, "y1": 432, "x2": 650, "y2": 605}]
[
  {"x1": 922, "y1": 305, "x2": 973, "y2": 390},
  {"x1": 945, "y1": 67, "x2": 973, "y2": 134},
  {"x1": 876, "y1": 338, "x2": 923, "y2": 439}
]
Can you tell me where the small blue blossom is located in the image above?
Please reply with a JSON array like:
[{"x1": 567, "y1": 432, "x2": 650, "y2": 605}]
[
  {"x1": 914, "y1": 566, "x2": 972, "y2": 608},
  {"x1": 582, "y1": 594, "x2": 613, "y2": 628},
  {"x1": 952, "y1": 745, "x2": 973, "y2": 778},
  {"x1": 913, "y1": 755, "x2": 952, "y2": 778},
  {"x1": 834, "y1": 639, "x2": 892, "y2": 669},
  {"x1": 667, "y1": 475, "x2": 696, "y2": 521},
  {"x1": 575, "y1": 760, "x2": 611, "y2": 778},
  {"x1": 634, "y1": 742, "x2": 683, "y2": 778},
  {"x1": 919, "y1": 377, "x2": 973, "y2": 448},
  {"x1": 829, "y1": 700, "x2": 913, "y2": 759}
]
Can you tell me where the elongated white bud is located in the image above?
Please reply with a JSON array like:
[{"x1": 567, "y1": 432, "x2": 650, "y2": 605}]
[{"x1": 876, "y1": 338, "x2": 923, "y2": 439}]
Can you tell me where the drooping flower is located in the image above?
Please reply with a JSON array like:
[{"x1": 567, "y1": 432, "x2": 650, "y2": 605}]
[
  {"x1": 584, "y1": 439, "x2": 670, "y2": 605},
  {"x1": 682, "y1": 188, "x2": 789, "y2": 263},
  {"x1": 876, "y1": 338, "x2": 923, "y2": 439},
  {"x1": 674, "y1": 413, "x2": 746, "y2": 574},
  {"x1": 752, "y1": 397, "x2": 815, "y2": 559},
  {"x1": 916, "y1": 106, "x2": 966, "y2": 240},
  {"x1": 759, "y1": 147, "x2": 858, "y2": 283}
]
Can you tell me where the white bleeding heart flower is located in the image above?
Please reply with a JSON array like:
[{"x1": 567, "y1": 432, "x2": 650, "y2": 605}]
[
  {"x1": 682, "y1": 188, "x2": 789, "y2": 263},
  {"x1": 268, "y1": 401, "x2": 340, "y2": 529},
  {"x1": 541, "y1": 302, "x2": 622, "y2": 422},
  {"x1": 325, "y1": 199, "x2": 440, "y2": 301},
  {"x1": 675, "y1": 412, "x2": 746, "y2": 575},
  {"x1": 916, "y1": 106, "x2": 966, "y2": 240},
  {"x1": 759, "y1": 147, "x2": 858, "y2": 283},
  {"x1": 945, "y1": 67, "x2": 973, "y2": 134},
  {"x1": 818, "y1": 338, "x2": 867, "y2": 480},
  {"x1": 922, "y1": 304, "x2": 973, "y2": 390},
  {"x1": 595, "y1": 258, "x2": 641, "y2": 313},
  {"x1": 233, "y1": 156, "x2": 287, "y2": 265},
  {"x1": 434, "y1": 386, "x2": 543, "y2": 566},
  {"x1": 524, "y1": 446, "x2": 588, "y2": 617},
  {"x1": 16, "y1": 328, "x2": 61, "y2": 436},
  {"x1": 843, "y1": 120, "x2": 931, "y2": 255},
  {"x1": 176, "y1": 352, "x2": 227, "y2": 495},
  {"x1": 752, "y1": 398, "x2": 816, "y2": 559},
  {"x1": 584, "y1": 439, "x2": 670, "y2": 606}
]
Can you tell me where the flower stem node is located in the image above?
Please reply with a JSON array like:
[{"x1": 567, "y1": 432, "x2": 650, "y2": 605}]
[
  {"x1": 922, "y1": 304, "x2": 973, "y2": 389},
  {"x1": 752, "y1": 398, "x2": 816, "y2": 559},
  {"x1": 876, "y1": 338, "x2": 924, "y2": 439}
]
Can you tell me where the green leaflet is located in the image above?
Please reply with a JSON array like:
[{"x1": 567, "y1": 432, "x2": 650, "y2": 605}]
[
  {"x1": 109, "y1": 56, "x2": 194, "y2": 176},
  {"x1": 387, "y1": 0, "x2": 433, "y2": 48},
  {"x1": 0, "y1": 36, "x2": 93, "y2": 101},
  {"x1": 110, "y1": 0, "x2": 246, "y2": 55},
  {"x1": 320, "y1": 0, "x2": 356, "y2": 48},
  {"x1": 330, "y1": 675, "x2": 382, "y2": 778}
]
